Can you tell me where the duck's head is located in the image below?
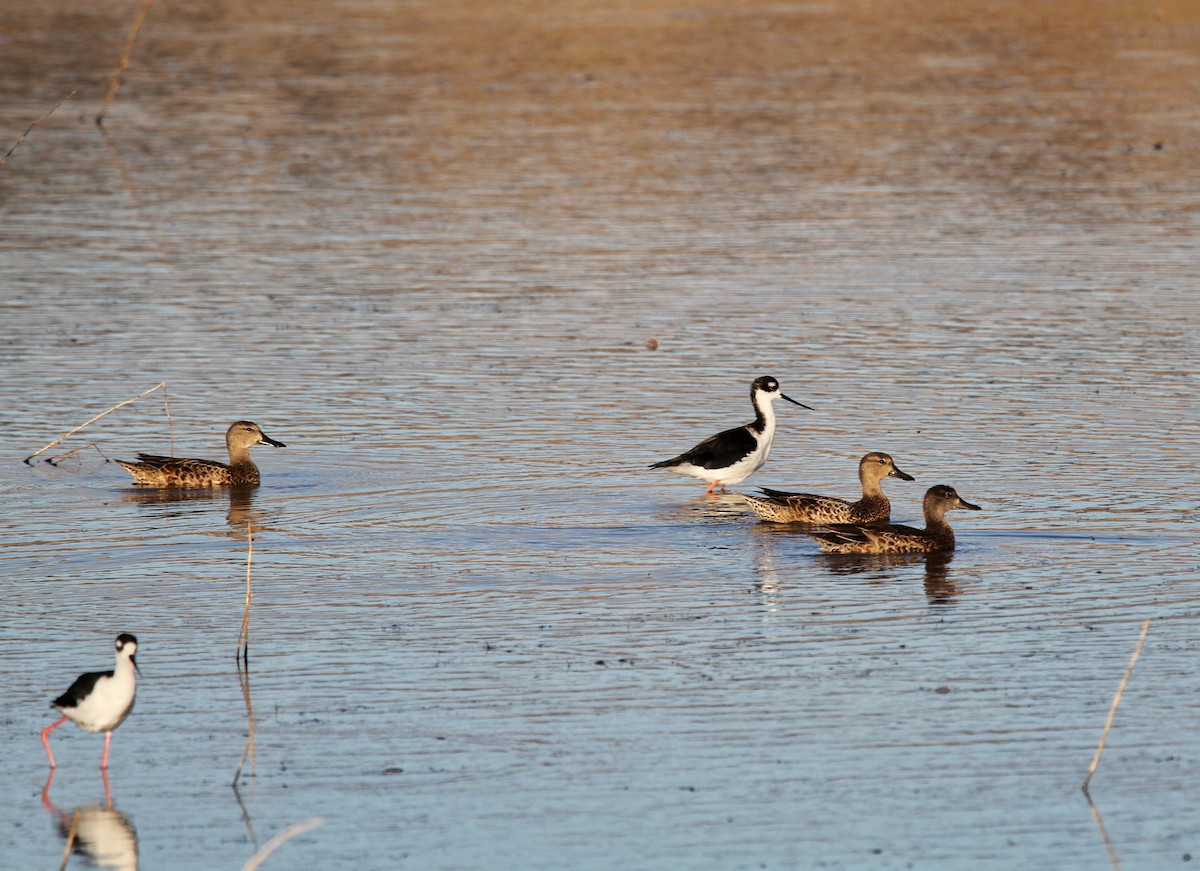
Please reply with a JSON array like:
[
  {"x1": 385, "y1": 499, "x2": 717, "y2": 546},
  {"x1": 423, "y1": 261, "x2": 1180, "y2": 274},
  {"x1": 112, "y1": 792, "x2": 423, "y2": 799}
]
[
  {"x1": 860, "y1": 452, "x2": 915, "y2": 482},
  {"x1": 226, "y1": 421, "x2": 286, "y2": 450},
  {"x1": 925, "y1": 485, "x2": 981, "y2": 515}
]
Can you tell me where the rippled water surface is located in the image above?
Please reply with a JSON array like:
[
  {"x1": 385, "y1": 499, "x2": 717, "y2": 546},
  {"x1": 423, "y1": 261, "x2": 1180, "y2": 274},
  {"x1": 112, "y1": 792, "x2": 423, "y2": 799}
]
[{"x1": 2, "y1": 1, "x2": 1198, "y2": 868}]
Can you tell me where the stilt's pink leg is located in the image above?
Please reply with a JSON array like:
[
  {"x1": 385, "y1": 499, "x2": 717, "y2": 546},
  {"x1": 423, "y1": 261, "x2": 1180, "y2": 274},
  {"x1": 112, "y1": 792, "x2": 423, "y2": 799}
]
[
  {"x1": 102, "y1": 767, "x2": 113, "y2": 806},
  {"x1": 41, "y1": 715, "x2": 68, "y2": 768},
  {"x1": 100, "y1": 731, "x2": 112, "y2": 770},
  {"x1": 41, "y1": 768, "x2": 57, "y2": 811},
  {"x1": 705, "y1": 480, "x2": 721, "y2": 495}
]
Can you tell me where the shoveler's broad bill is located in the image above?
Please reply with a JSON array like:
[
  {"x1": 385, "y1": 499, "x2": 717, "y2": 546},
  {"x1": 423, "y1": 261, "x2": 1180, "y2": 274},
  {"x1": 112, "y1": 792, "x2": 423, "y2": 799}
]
[
  {"x1": 744, "y1": 451, "x2": 915, "y2": 524},
  {"x1": 807, "y1": 484, "x2": 981, "y2": 554},
  {"x1": 116, "y1": 420, "x2": 285, "y2": 488},
  {"x1": 650, "y1": 376, "x2": 811, "y2": 494}
]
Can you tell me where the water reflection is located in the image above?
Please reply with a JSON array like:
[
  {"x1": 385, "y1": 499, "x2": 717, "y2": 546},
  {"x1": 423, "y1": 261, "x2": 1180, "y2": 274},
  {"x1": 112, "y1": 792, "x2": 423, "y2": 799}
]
[
  {"x1": 1083, "y1": 789, "x2": 1123, "y2": 871},
  {"x1": 120, "y1": 487, "x2": 270, "y2": 536},
  {"x1": 815, "y1": 551, "x2": 963, "y2": 605},
  {"x1": 42, "y1": 769, "x2": 138, "y2": 871},
  {"x1": 232, "y1": 655, "x2": 260, "y2": 851},
  {"x1": 668, "y1": 493, "x2": 753, "y2": 521}
]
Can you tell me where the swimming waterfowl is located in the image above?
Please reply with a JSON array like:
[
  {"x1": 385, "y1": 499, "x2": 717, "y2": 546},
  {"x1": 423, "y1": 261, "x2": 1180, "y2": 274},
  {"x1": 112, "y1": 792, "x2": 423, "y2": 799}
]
[
  {"x1": 807, "y1": 484, "x2": 981, "y2": 554},
  {"x1": 650, "y1": 376, "x2": 812, "y2": 494},
  {"x1": 743, "y1": 452, "x2": 914, "y2": 524},
  {"x1": 116, "y1": 421, "x2": 285, "y2": 488}
]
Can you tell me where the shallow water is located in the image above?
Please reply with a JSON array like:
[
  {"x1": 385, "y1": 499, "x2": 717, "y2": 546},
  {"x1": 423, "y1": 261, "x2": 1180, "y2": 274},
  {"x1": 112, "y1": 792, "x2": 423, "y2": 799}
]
[{"x1": 2, "y1": 1, "x2": 1198, "y2": 868}]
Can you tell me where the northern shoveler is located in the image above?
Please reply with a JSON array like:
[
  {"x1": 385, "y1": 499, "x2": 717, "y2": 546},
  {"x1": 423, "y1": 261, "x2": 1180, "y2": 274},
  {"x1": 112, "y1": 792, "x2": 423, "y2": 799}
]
[
  {"x1": 808, "y1": 484, "x2": 981, "y2": 554},
  {"x1": 650, "y1": 376, "x2": 811, "y2": 494},
  {"x1": 743, "y1": 451, "x2": 914, "y2": 524},
  {"x1": 116, "y1": 420, "x2": 285, "y2": 488}
]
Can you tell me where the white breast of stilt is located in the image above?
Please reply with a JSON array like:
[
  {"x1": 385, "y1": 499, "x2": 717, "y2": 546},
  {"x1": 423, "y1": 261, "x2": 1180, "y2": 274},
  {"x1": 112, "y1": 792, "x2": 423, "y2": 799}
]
[
  {"x1": 719, "y1": 394, "x2": 777, "y2": 485},
  {"x1": 65, "y1": 658, "x2": 137, "y2": 734}
]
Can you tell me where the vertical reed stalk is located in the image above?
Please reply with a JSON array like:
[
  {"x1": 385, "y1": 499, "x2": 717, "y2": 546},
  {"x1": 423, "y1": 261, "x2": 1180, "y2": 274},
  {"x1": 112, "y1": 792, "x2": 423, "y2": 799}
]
[
  {"x1": 57, "y1": 809, "x2": 81, "y2": 871},
  {"x1": 237, "y1": 521, "x2": 254, "y2": 663},
  {"x1": 96, "y1": 0, "x2": 156, "y2": 125},
  {"x1": 1083, "y1": 618, "x2": 1150, "y2": 792}
]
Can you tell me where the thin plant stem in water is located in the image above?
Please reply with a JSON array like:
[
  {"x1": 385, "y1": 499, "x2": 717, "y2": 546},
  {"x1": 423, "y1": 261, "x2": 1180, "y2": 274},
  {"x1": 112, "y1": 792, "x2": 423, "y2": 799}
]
[
  {"x1": 45, "y1": 443, "x2": 111, "y2": 467},
  {"x1": 238, "y1": 521, "x2": 254, "y2": 664},
  {"x1": 57, "y1": 808, "x2": 80, "y2": 871},
  {"x1": 97, "y1": 0, "x2": 156, "y2": 126},
  {"x1": 0, "y1": 90, "x2": 76, "y2": 167},
  {"x1": 1083, "y1": 618, "x2": 1150, "y2": 792},
  {"x1": 24, "y1": 382, "x2": 169, "y2": 464},
  {"x1": 240, "y1": 818, "x2": 326, "y2": 871}
]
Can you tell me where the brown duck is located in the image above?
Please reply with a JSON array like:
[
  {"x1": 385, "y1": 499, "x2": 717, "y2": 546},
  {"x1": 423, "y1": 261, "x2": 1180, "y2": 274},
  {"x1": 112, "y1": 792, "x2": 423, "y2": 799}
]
[
  {"x1": 742, "y1": 452, "x2": 914, "y2": 524},
  {"x1": 116, "y1": 421, "x2": 285, "y2": 488},
  {"x1": 807, "y1": 484, "x2": 981, "y2": 554}
]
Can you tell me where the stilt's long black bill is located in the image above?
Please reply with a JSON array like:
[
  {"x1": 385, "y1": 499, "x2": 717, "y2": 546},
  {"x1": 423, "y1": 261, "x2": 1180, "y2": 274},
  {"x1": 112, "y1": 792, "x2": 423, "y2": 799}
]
[{"x1": 780, "y1": 393, "x2": 813, "y2": 410}]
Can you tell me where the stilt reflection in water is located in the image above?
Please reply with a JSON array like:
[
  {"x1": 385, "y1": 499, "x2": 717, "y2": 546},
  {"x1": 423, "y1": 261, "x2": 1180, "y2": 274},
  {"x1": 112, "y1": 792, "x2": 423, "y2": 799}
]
[{"x1": 42, "y1": 768, "x2": 138, "y2": 871}]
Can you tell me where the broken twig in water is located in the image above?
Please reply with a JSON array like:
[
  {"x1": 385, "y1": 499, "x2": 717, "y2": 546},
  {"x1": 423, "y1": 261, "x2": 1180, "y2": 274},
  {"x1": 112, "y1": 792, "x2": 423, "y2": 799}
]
[
  {"x1": 97, "y1": 0, "x2": 156, "y2": 126},
  {"x1": 24, "y1": 382, "x2": 169, "y2": 464},
  {"x1": 0, "y1": 90, "x2": 76, "y2": 167},
  {"x1": 57, "y1": 808, "x2": 81, "y2": 871},
  {"x1": 233, "y1": 521, "x2": 257, "y2": 785},
  {"x1": 240, "y1": 817, "x2": 325, "y2": 871},
  {"x1": 237, "y1": 521, "x2": 254, "y2": 664},
  {"x1": 1083, "y1": 618, "x2": 1150, "y2": 792},
  {"x1": 45, "y1": 443, "x2": 112, "y2": 467}
]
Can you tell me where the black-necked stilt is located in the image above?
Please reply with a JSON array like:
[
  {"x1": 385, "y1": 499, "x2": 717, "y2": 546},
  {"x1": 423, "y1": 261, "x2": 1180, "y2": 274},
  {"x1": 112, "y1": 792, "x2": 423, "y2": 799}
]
[
  {"x1": 650, "y1": 375, "x2": 812, "y2": 494},
  {"x1": 41, "y1": 634, "x2": 140, "y2": 770}
]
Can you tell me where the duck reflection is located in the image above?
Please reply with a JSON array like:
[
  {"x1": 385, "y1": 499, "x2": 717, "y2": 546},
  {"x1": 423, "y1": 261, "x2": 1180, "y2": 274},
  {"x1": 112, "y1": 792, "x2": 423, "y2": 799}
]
[
  {"x1": 921, "y1": 552, "x2": 960, "y2": 604},
  {"x1": 810, "y1": 551, "x2": 963, "y2": 605},
  {"x1": 121, "y1": 486, "x2": 269, "y2": 536},
  {"x1": 42, "y1": 769, "x2": 138, "y2": 871}
]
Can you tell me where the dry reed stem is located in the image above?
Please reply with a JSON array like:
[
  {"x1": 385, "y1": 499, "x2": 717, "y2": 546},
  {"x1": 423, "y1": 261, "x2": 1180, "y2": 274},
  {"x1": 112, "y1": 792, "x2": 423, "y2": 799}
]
[
  {"x1": 233, "y1": 522, "x2": 257, "y2": 787},
  {"x1": 58, "y1": 808, "x2": 81, "y2": 871},
  {"x1": 1083, "y1": 618, "x2": 1150, "y2": 792},
  {"x1": 163, "y1": 384, "x2": 175, "y2": 454},
  {"x1": 0, "y1": 90, "x2": 76, "y2": 167},
  {"x1": 240, "y1": 817, "x2": 326, "y2": 871},
  {"x1": 24, "y1": 382, "x2": 168, "y2": 464},
  {"x1": 97, "y1": 0, "x2": 156, "y2": 126},
  {"x1": 46, "y1": 443, "x2": 112, "y2": 466},
  {"x1": 238, "y1": 521, "x2": 254, "y2": 663}
]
